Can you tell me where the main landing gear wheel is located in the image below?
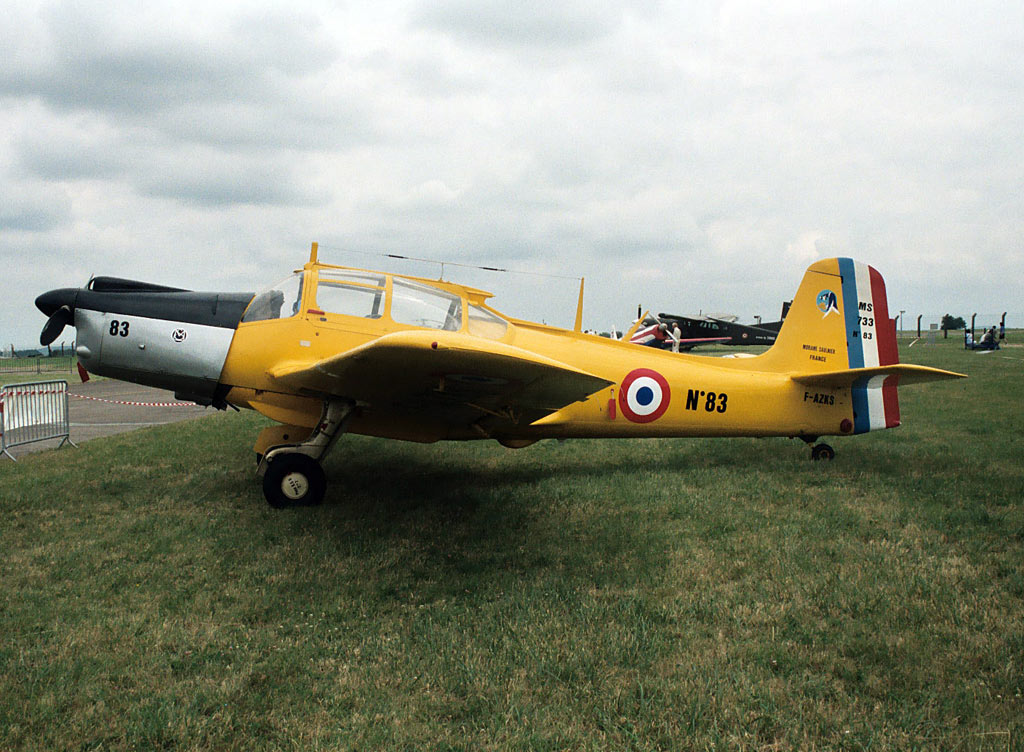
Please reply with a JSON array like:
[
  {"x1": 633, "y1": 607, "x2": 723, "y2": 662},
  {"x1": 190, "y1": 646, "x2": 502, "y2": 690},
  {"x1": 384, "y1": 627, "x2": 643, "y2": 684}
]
[
  {"x1": 262, "y1": 454, "x2": 326, "y2": 508},
  {"x1": 255, "y1": 399, "x2": 355, "y2": 510},
  {"x1": 811, "y1": 443, "x2": 836, "y2": 461}
]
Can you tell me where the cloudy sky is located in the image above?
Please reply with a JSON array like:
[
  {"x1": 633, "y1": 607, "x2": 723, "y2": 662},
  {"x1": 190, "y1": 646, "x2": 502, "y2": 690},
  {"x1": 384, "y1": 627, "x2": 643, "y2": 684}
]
[{"x1": 3, "y1": 0, "x2": 1021, "y2": 348}]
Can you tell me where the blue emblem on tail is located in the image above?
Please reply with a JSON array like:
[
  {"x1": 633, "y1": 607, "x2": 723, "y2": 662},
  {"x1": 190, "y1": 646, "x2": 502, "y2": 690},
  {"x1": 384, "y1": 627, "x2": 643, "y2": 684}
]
[{"x1": 816, "y1": 290, "x2": 840, "y2": 317}]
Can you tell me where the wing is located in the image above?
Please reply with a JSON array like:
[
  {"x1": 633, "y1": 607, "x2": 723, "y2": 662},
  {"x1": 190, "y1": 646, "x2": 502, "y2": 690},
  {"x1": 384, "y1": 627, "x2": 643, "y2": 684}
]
[{"x1": 268, "y1": 330, "x2": 612, "y2": 434}]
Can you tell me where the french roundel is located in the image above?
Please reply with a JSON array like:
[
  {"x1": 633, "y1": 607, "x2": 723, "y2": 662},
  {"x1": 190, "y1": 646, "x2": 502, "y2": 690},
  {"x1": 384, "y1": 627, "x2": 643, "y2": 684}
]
[{"x1": 618, "y1": 368, "x2": 671, "y2": 423}]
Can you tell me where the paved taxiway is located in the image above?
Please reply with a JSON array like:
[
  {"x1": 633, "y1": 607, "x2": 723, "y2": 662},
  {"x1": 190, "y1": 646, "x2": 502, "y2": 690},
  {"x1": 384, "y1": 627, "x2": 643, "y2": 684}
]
[{"x1": 2, "y1": 379, "x2": 212, "y2": 460}]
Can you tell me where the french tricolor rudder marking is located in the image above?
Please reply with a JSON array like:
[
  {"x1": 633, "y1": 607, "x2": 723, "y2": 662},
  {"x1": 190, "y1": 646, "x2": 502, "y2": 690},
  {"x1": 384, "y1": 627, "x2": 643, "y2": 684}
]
[
  {"x1": 881, "y1": 374, "x2": 900, "y2": 428},
  {"x1": 838, "y1": 258, "x2": 901, "y2": 433},
  {"x1": 869, "y1": 266, "x2": 899, "y2": 367}
]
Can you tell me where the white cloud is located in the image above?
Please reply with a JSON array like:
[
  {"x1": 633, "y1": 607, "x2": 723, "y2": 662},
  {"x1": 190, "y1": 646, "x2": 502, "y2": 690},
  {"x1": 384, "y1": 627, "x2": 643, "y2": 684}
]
[
  {"x1": 0, "y1": 180, "x2": 73, "y2": 232},
  {"x1": 413, "y1": 0, "x2": 622, "y2": 48}
]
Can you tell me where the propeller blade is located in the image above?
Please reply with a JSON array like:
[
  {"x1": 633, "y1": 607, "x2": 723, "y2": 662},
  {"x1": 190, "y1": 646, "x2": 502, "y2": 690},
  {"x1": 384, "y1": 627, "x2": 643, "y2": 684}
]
[{"x1": 40, "y1": 305, "x2": 73, "y2": 346}]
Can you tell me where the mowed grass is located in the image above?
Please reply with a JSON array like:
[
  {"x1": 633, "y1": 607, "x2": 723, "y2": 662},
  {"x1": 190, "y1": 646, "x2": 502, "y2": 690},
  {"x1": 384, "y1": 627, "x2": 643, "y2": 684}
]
[{"x1": 1, "y1": 339, "x2": 1021, "y2": 750}]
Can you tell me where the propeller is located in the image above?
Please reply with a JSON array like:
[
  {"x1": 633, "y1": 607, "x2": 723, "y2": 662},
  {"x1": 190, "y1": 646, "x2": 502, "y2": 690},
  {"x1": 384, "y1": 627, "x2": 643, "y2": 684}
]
[{"x1": 40, "y1": 305, "x2": 73, "y2": 346}]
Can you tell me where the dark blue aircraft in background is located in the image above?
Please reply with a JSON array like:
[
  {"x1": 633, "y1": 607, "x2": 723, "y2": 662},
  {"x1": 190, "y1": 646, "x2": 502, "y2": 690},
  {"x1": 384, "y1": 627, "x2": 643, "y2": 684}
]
[{"x1": 631, "y1": 302, "x2": 790, "y2": 351}]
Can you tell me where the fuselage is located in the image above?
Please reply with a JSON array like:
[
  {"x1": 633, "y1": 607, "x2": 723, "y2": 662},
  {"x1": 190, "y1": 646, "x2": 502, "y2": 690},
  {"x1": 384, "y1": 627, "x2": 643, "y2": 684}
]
[{"x1": 209, "y1": 264, "x2": 849, "y2": 444}]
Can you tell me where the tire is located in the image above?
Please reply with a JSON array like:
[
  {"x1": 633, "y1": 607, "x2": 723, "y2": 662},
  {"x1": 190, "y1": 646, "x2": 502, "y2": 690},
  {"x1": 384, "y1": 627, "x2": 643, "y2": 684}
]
[
  {"x1": 262, "y1": 453, "x2": 326, "y2": 508},
  {"x1": 811, "y1": 443, "x2": 836, "y2": 461}
]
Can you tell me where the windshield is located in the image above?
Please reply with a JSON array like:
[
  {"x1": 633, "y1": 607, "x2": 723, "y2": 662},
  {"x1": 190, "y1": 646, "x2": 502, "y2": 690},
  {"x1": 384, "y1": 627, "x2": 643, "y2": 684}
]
[
  {"x1": 467, "y1": 304, "x2": 508, "y2": 339},
  {"x1": 390, "y1": 279, "x2": 463, "y2": 331},
  {"x1": 241, "y1": 273, "x2": 304, "y2": 322}
]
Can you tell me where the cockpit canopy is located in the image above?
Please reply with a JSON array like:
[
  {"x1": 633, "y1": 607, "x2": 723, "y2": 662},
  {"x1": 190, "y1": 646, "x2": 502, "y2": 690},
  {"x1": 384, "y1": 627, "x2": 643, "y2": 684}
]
[{"x1": 242, "y1": 268, "x2": 509, "y2": 339}]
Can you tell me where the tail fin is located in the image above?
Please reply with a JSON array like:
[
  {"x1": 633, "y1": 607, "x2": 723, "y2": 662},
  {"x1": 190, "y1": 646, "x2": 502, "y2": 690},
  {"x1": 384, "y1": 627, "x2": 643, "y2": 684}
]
[
  {"x1": 760, "y1": 258, "x2": 895, "y2": 373},
  {"x1": 758, "y1": 258, "x2": 964, "y2": 433}
]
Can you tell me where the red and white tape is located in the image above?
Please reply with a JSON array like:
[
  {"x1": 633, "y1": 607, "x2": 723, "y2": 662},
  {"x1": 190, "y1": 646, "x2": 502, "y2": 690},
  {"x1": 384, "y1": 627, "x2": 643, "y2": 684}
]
[{"x1": 69, "y1": 393, "x2": 196, "y2": 408}]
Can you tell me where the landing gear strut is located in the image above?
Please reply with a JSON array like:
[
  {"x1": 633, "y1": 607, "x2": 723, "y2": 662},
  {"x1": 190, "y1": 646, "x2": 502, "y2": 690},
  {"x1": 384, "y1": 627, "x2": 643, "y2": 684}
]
[{"x1": 256, "y1": 399, "x2": 355, "y2": 508}]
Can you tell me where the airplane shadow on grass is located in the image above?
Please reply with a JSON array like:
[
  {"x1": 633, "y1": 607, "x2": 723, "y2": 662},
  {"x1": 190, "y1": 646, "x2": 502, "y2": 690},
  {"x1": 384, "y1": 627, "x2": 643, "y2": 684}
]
[
  {"x1": 200, "y1": 435, "x2": 990, "y2": 598},
  {"x1": 316, "y1": 438, "x2": 752, "y2": 507},
  {"x1": 215, "y1": 441, "x2": 703, "y2": 588},
  {"x1": 224, "y1": 435, "x2": 849, "y2": 521}
]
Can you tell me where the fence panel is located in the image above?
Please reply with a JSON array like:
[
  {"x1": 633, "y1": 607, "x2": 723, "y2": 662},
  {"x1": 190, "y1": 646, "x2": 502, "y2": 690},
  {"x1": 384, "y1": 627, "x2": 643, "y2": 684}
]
[
  {"x1": 0, "y1": 356, "x2": 75, "y2": 375},
  {"x1": 0, "y1": 380, "x2": 77, "y2": 461}
]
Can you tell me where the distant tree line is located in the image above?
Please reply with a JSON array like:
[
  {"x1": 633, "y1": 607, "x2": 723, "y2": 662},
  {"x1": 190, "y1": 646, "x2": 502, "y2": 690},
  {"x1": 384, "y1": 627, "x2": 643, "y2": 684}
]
[{"x1": 941, "y1": 314, "x2": 966, "y2": 331}]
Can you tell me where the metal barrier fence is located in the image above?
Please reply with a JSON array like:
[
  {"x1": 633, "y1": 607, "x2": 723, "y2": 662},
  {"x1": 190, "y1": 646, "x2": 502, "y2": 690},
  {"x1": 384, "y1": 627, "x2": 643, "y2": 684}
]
[
  {"x1": 0, "y1": 356, "x2": 75, "y2": 375},
  {"x1": 0, "y1": 380, "x2": 77, "y2": 461}
]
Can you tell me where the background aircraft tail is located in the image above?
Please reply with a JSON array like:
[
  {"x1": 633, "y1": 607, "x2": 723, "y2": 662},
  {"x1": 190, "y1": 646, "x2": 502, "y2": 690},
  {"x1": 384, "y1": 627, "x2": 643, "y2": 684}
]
[{"x1": 755, "y1": 257, "x2": 963, "y2": 433}]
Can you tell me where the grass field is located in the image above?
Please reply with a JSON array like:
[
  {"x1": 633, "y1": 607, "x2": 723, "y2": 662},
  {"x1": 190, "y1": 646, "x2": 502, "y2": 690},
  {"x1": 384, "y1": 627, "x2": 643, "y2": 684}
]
[{"x1": 1, "y1": 337, "x2": 1021, "y2": 750}]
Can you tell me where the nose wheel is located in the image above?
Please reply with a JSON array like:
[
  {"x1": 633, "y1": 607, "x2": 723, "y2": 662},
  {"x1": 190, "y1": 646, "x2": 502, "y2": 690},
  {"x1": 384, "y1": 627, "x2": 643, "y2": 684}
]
[{"x1": 263, "y1": 453, "x2": 326, "y2": 508}]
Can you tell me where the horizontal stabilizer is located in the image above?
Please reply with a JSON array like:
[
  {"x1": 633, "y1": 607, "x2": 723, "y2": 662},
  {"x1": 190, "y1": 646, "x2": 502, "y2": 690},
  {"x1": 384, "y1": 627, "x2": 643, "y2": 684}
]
[{"x1": 791, "y1": 363, "x2": 966, "y2": 388}]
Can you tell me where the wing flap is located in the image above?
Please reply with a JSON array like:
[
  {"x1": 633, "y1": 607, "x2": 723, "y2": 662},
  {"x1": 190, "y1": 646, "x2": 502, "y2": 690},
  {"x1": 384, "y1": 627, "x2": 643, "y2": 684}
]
[
  {"x1": 791, "y1": 363, "x2": 966, "y2": 387},
  {"x1": 269, "y1": 330, "x2": 612, "y2": 414}
]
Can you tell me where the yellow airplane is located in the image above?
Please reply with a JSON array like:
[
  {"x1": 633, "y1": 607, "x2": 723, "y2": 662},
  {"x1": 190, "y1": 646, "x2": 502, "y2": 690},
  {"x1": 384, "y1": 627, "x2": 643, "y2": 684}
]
[{"x1": 36, "y1": 245, "x2": 964, "y2": 507}]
